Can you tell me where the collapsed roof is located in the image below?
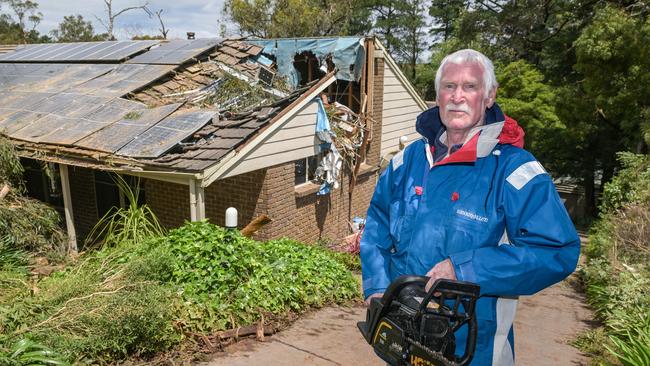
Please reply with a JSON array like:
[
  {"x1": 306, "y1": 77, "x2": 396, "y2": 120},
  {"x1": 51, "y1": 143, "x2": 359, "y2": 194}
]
[{"x1": 0, "y1": 37, "x2": 365, "y2": 174}]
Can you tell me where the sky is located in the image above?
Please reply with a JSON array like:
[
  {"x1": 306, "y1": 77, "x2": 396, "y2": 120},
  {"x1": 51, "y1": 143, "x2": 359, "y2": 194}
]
[{"x1": 31, "y1": 0, "x2": 235, "y2": 40}]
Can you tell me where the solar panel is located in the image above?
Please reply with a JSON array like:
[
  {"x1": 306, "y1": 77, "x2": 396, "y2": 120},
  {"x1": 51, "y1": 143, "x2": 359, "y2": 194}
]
[
  {"x1": 10, "y1": 113, "x2": 68, "y2": 142},
  {"x1": 126, "y1": 38, "x2": 222, "y2": 65},
  {"x1": 56, "y1": 95, "x2": 112, "y2": 118},
  {"x1": 0, "y1": 110, "x2": 46, "y2": 135},
  {"x1": 117, "y1": 109, "x2": 216, "y2": 158},
  {"x1": 37, "y1": 118, "x2": 111, "y2": 145},
  {"x1": 0, "y1": 91, "x2": 54, "y2": 110},
  {"x1": 65, "y1": 64, "x2": 174, "y2": 96},
  {"x1": 62, "y1": 42, "x2": 107, "y2": 60},
  {"x1": 80, "y1": 98, "x2": 144, "y2": 122},
  {"x1": 0, "y1": 41, "x2": 159, "y2": 63},
  {"x1": 76, "y1": 103, "x2": 181, "y2": 152}
]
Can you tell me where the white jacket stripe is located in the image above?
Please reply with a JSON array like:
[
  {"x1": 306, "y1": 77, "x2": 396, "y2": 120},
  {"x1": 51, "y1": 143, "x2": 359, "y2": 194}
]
[
  {"x1": 506, "y1": 161, "x2": 546, "y2": 190},
  {"x1": 492, "y1": 297, "x2": 517, "y2": 366}
]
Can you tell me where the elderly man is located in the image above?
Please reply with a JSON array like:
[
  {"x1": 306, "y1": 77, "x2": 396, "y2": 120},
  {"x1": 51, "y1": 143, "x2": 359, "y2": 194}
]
[{"x1": 360, "y1": 49, "x2": 580, "y2": 365}]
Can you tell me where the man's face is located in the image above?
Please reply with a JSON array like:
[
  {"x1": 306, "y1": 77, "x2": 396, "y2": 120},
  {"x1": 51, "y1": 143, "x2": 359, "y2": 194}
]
[{"x1": 437, "y1": 62, "x2": 495, "y2": 134}]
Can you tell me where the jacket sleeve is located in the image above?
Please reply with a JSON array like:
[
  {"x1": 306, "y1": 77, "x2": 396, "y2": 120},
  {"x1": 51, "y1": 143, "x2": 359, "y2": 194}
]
[
  {"x1": 360, "y1": 161, "x2": 395, "y2": 299},
  {"x1": 449, "y1": 156, "x2": 580, "y2": 297}
]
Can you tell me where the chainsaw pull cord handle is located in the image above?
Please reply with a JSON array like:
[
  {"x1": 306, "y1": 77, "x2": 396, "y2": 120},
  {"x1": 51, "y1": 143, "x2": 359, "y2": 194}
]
[{"x1": 417, "y1": 279, "x2": 480, "y2": 366}]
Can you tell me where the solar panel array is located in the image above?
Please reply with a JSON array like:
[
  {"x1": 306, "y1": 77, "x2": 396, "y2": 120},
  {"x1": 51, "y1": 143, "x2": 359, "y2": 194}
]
[
  {"x1": 0, "y1": 39, "x2": 224, "y2": 160},
  {"x1": 0, "y1": 41, "x2": 159, "y2": 63},
  {"x1": 117, "y1": 110, "x2": 217, "y2": 158},
  {"x1": 127, "y1": 38, "x2": 222, "y2": 65},
  {"x1": 76, "y1": 103, "x2": 182, "y2": 153}
]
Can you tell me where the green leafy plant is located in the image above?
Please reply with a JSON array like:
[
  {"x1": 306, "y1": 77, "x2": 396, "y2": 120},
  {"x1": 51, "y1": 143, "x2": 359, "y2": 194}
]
[
  {"x1": 581, "y1": 153, "x2": 650, "y2": 365},
  {"x1": 155, "y1": 221, "x2": 360, "y2": 332},
  {"x1": 0, "y1": 237, "x2": 28, "y2": 272},
  {"x1": 0, "y1": 135, "x2": 25, "y2": 192},
  {"x1": 0, "y1": 338, "x2": 69, "y2": 365},
  {"x1": 85, "y1": 174, "x2": 164, "y2": 247}
]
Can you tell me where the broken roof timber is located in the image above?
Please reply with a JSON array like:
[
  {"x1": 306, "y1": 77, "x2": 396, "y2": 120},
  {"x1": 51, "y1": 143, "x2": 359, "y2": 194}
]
[
  {"x1": 200, "y1": 72, "x2": 337, "y2": 187},
  {"x1": 16, "y1": 143, "x2": 199, "y2": 185}
]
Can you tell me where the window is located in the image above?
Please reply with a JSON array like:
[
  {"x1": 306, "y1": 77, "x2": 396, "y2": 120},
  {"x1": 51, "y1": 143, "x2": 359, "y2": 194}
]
[
  {"x1": 94, "y1": 172, "x2": 145, "y2": 219},
  {"x1": 21, "y1": 158, "x2": 63, "y2": 209},
  {"x1": 294, "y1": 155, "x2": 321, "y2": 186}
]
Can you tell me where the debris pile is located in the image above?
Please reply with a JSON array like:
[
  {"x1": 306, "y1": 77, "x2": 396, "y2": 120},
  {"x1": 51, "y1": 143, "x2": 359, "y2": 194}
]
[{"x1": 325, "y1": 100, "x2": 369, "y2": 170}]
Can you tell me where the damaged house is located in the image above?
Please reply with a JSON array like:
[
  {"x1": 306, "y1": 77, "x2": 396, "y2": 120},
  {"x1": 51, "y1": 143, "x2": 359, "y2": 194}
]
[{"x1": 0, "y1": 37, "x2": 427, "y2": 249}]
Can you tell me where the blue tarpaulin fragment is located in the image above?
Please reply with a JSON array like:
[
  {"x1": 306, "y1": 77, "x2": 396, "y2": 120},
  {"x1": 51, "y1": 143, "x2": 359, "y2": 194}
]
[
  {"x1": 313, "y1": 98, "x2": 342, "y2": 195},
  {"x1": 249, "y1": 37, "x2": 365, "y2": 88}
]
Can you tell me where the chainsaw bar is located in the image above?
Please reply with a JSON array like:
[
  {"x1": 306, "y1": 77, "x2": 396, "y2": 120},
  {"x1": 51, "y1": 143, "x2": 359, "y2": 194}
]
[
  {"x1": 404, "y1": 335, "x2": 457, "y2": 366},
  {"x1": 358, "y1": 276, "x2": 480, "y2": 366}
]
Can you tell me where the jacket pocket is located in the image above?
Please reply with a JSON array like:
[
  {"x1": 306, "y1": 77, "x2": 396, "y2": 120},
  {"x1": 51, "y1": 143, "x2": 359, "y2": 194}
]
[{"x1": 389, "y1": 215, "x2": 414, "y2": 254}]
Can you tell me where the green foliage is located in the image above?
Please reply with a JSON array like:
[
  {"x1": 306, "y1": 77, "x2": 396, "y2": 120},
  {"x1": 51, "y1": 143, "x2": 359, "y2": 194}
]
[
  {"x1": 0, "y1": 338, "x2": 69, "y2": 366},
  {"x1": 0, "y1": 136, "x2": 24, "y2": 191},
  {"x1": 582, "y1": 151, "x2": 650, "y2": 365},
  {"x1": 86, "y1": 174, "x2": 164, "y2": 248},
  {"x1": 223, "y1": 0, "x2": 364, "y2": 38},
  {"x1": 0, "y1": 239, "x2": 179, "y2": 364},
  {"x1": 50, "y1": 15, "x2": 102, "y2": 42},
  {"x1": 574, "y1": 5, "x2": 650, "y2": 152},
  {"x1": 599, "y1": 153, "x2": 650, "y2": 215},
  {"x1": 158, "y1": 221, "x2": 360, "y2": 332},
  {"x1": 411, "y1": 61, "x2": 435, "y2": 101},
  {"x1": 0, "y1": 195, "x2": 66, "y2": 255},
  {"x1": 496, "y1": 60, "x2": 563, "y2": 164},
  {"x1": 572, "y1": 328, "x2": 617, "y2": 365},
  {"x1": 203, "y1": 74, "x2": 278, "y2": 112},
  {"x1": 428, "y1": 0, "x2": 464, "y2": 43},
  {"x1": 0, "y1": 0, "x2": 50, "y2": 44},
  {"x1": 0, "y1": 137, "x2": 66, "y2": 256},
  {"x1": 0, "y1": 219, "x2": 360, "y2": 363},
  {"x1": 0, "y1": 236, "x2": 28, "y2": 272}
]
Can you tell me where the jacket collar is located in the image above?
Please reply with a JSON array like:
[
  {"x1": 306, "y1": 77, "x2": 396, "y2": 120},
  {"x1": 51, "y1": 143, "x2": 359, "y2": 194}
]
[{"x1": 415, "y1": 103, "x2": 525, "y2": 167}]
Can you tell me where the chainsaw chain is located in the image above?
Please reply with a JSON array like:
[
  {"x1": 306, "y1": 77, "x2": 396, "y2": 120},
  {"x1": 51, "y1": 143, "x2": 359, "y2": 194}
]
[{"x1": 404, "y1": 336, "x2": 457, "y2": 366}]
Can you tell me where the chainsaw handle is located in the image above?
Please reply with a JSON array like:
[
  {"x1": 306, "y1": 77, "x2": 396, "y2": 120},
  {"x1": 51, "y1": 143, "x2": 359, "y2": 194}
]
[
  {"x1": 381, "y1": 275, "x2": 429, "y2": 302},
  {"x1": 419, "y1": 278, "x2": 481, "y2": 366},
  {"x1": 457, "y1": 313, "x2": 478, "y2": 366}
]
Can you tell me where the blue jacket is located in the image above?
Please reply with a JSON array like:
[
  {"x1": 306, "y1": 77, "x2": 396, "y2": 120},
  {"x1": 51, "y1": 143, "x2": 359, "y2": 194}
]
[{"x1": 360, "y1": 104, "x2": 580, "y2": 365}]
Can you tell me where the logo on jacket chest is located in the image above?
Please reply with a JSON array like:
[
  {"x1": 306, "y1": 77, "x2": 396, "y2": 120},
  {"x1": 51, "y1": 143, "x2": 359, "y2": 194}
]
[{"x1": 455, "y1": 208, "x2": 489, "y2": 223}]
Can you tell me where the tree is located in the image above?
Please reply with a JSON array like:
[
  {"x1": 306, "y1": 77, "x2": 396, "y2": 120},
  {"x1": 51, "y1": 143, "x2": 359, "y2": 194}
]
[
  {"x1": 369, "y1": 0, "x2": 403, "y2": 54},
  {"x1": 393, "y1": 0, "x2": 428, "y2": 80},
  {"x1": 0, "y1": 0, "x2": 46, "y2": 43},
  {"x1": 496, "y1": 60, "x2": 563, "y2": 164},
  {"x1": 153, "y1": 8, "x2": 168, "y2": 39},
  {"x1": 94, "y1": 0, "x2": 151, "y2": 40},
  {"x1": 223, "y1": 0, "x2": 367, "y2": 38},
  {"x1": 429, "y1": 0, "x2": 465, "y2": 43},
  {"x1": 51, "y1": 15, "x2": 102, "y2": 42}
]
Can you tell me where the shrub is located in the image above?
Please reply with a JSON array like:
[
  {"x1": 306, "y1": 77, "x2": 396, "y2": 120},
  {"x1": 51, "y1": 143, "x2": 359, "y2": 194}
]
[
  {"x1": 156, "y1": 221, "x2": 360, "y2": 332},
  {"x1": 581, "y1": 152, "x2": 650, "y2": 365},
  {"x1": 85, "y1": 174, "x2": 164, "y2": 248},
  {"x1": 1, "y1": 221, "x2": 360, "y2": 364}
]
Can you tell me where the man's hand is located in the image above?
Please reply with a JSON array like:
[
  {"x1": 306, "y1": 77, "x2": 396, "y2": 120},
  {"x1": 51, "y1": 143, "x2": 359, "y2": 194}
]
[
  {"x1": 425, "y1": 259, "x2": 456, "y2": 293},
  {"x1": 364, "y1": 292, "x2": 383, "y2": 307}
]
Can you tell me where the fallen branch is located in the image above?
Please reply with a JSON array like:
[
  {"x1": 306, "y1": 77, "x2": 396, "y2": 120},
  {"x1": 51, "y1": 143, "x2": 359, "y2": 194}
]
[
  {"x1": 0, "y1": 184, "x2": 9, "y2": 199},
  {"x1": 216, "y1": 323, "x2": 275, "y2": 342},
  {"x1": 241, "y1": 215, "x2": 272, "y2": 237}
]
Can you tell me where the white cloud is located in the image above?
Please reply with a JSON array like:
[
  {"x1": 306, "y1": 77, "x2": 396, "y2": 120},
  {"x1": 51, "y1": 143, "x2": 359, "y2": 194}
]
[{"x1": 32, "y1": 0, "x2": 233, "y2": 40}]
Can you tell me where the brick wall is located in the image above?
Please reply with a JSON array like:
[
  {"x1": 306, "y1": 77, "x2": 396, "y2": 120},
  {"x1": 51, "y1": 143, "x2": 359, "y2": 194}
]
[
  {"x1": 205, "y1": 169, "x2": 267, "y2": 228},
  {"x1": 253, "y1": 162, "x2": 377, "y2": 244},
  {"x1": 366, "y1": 57, "x2": 385, "y2": 166},
  {"x1": 145, "y1": 180, "x2": 189, "y2": 229},
  {"x1": 68, "y1": 166, "x2": 98, "y2": 241}
]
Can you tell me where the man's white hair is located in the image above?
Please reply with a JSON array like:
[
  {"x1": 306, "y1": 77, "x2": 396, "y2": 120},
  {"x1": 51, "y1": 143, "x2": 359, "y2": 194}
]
[{"x1": 435, "y1": 49, "x2": 498, "y2": 99}]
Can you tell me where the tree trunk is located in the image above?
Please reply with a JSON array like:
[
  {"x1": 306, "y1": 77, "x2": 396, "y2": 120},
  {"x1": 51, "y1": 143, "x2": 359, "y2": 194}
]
[{"x1": 583, "y1": 170, "x2": 597, "y2": 218}]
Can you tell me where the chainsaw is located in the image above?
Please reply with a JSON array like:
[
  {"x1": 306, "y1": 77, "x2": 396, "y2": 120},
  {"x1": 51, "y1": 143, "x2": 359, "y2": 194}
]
[{"x1": 357, "y1": 276, "x2": 480, "y2": 366}]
